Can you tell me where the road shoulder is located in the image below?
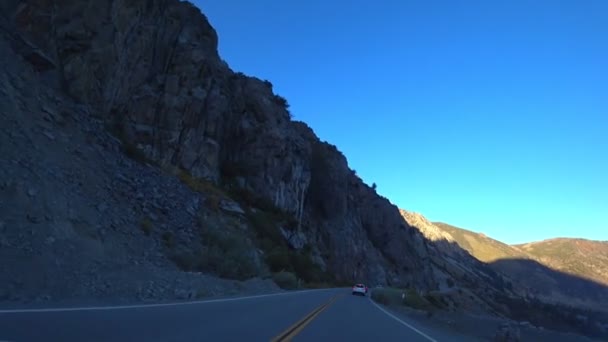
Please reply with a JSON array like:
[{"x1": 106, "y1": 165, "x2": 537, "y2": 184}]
[{"x1": 369, "y1": 295, "x2": 600, "y2": 342}]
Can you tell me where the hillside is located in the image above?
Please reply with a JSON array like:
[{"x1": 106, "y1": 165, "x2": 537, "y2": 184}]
[
  {"x1": 432, "y1": 222, "x2": 528, "y2": 262},
  {"x1": 0, "y1": 0, "x2": 441, "y2": 302},
  {"x1": 515, "y1": 238, "x2": 608, "y2": 286},
  {"x1": 426, "y1": 221, "x2": 608, "y2": 311},
  {"x1": 433, "y1": 222, "x2": 608, "y2": 288}
]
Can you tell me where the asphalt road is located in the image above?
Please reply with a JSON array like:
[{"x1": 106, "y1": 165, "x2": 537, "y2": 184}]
[{"x1": 0, "y1": 288, "x2": 454, "y2": 342}]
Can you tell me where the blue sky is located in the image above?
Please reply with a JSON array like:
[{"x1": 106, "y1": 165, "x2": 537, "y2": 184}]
[{"x1": 194, "y1": 0, "x2": 607, "y2": 244}]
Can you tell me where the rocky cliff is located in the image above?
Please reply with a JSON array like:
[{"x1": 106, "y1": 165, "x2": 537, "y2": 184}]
[
  {"x1": 0, "y1": 0, "x2": 446, "y2": 303},
  {"x1": 3, "y1": 5, "x2": 608, "y2": 340}
]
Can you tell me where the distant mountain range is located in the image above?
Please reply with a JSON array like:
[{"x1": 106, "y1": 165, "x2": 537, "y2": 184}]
[
  {"x1": 430, "y1": 221, "x2": 608, "y2": 309},
  {"x1": 515, "y1": 237, "x2": 608, "y2": 286}
]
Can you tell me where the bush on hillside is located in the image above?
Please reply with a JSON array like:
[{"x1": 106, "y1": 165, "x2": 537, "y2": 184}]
[
  {"x1": 140, "y1": 217, "x2": 153, "y2": 235},
  {"x1": 273, "y1": 271, "x2": 298, "y2": 289},
  {"x1": 274, "y1": 94, "x2": 290, "y2": 109},
  {"x1": 199, "y1": 228, "x2": 258, "y2": 280},
  {"x1": 265, "y1": 246, "x2": 291, "y2": 271},
  {"x1": 170, "y1": 228, "x2": 258, "y2": 281},
  {"x1": 371, "y1": 287, "x2": 438, "y2": 311},
  {"x1": 371, "y1": 289, "x2": 392, "y2": 305}
]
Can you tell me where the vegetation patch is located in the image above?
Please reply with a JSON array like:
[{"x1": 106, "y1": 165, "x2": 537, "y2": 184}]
[
  {"x1": 169, "y1": 227, "x2": 258, "y2": 281},
  {"x1": 273, "y1": 271, "x2": 298, "y2": 289},
  {"x1": 236, "y1": 199, "x2": 329, "y2": 284},
  {"x1": 246, "y1": 208, "x2": 330, "y2": 284},
  {"x1": 174, "y1": 165, "x2": 334, "y2": 287},
  {"x1": 122, "y1": 142, "x2": 151, "y2": 165},
  {"x1": 196, "y1": 288, "x2": 210, "y2": 299},
  {"x1": 219, "y1": 164, "x2": 297, "y2": 226},
  {"x1": 371, "y1": 287, "x2": 438, "y2": 311},
  {"x1": 174, "y1": 168, "x2": 230, "y2": 212},
  {"x1": 199, "y1": 227, "x2": 258, "y2": 280},
  {"x1": 177, "y1": 169, "x2": 227, "y2": 199},
  {"x1": 423, "y1": 292, "x2": 449, "y2": 309},
  {"x1": 371, "y1": 288, "x2": 395, "y2": 305},
  {"x1": 140, "y1": 217, "x2": 153, "y2": 236},
  {"x1": 161, "y1": 231, "x2": 175, "y2": 249},
  {"x1": 227, "y1": 187, "x2": 297, "y2": 228},
  {"x1": 274, "y1": 94, "x2": 289, "y2": 108}
]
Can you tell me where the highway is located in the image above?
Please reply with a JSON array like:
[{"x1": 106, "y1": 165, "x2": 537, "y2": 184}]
[{"x1": 0, "y1": 288, "x2": 460, "y2": 342}]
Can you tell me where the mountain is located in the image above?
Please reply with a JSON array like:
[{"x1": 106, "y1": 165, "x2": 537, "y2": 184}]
[
  {"x1": 432, "y1": 222, "x2": 528, "y2": 262},
  {"x1": 427, "y1": 221, "x2": 608, "y2": 311},
  {"x1": 0, "y1": 0, "x2": 442, "y2": 302},
  {"x1": 515, "y1": 238, "x2": 608, "y2": 286}
]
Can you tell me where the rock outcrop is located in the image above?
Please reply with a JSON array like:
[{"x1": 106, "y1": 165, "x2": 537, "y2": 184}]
[
  {"x1": 0, "y1": 25, "x2": 280, "y2": 303},
  {"x1": 401, "y1": 210, "x2": 456, "y2": 243},
  {"x1": 0, "y1": 0, "x2": 443, "y2": 303}
]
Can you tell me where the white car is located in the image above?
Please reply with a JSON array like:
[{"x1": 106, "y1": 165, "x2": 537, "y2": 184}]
[{"x1": 352, "y1": 283, "x2": 368, "y2": 296}]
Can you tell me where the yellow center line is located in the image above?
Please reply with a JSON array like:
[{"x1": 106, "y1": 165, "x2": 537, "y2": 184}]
[{"x1": 270, "y1": 294, "x2": 342, "y2": 342}]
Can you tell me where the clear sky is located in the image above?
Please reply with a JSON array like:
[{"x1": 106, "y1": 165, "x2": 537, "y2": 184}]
[{"x1": 194, "y1": 0, "x2": 607, "y2": 244}]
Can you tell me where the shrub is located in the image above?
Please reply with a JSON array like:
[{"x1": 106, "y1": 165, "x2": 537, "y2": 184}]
[
  {"x1": 403, "y1": 289, "x2": 431, "y2": 309},
  {"x1": 291, "y1": 251, "x2": 325, "y2": 283},
  {"x1": 273, "y1": 271, "x2": 298, "y2": 289},
  {"x1": 265, "y1": 246, "x2": 291, "y2": 272},
  {"x1": 371, "y1": 287, "x2": 436, "y2": 311},
  {"x1": 122, "y1": 142, "x2": 151, "y2": 165},
  {"x1": 424, "y1": 293, "x2": 448, "y2": 309},
  {"x1": 199, "y1": 228, "x2": 258, "y2": 280},
  {"x1": 204, "y1": 246, "x2": 257, "y2": 280},
  {"x1": 177, "y1": 169, "x2": 227, "y2": 199},
  {"x1": 162, "y1": 231, "x2": 175, "y2": 248},
  {"x1": 248, "y1": 211, "x2": 284, "y2": 246},
  {"x1": 229, "y1": 187, "x2": 271, "y2": 210},
  {"x1": 169, "y1": 251, "x2": 198, "y2": 271},
  {"x1": 196, "y1": 288, "x2": 210, "y2": 299},
  {"x1": 206, "y1": 194, "x2": 220, "y2": 212},
  {"x1": 140, "y1": 217, "x2": 153, "y2": 235},
  {"x1": 371, "y1": 289, "x2": 392, "y2": 305},
  {"x1": 274, "y1": 95, "x2": 290, "y2": 109},
  {"x1": 371, "y1": 288, "x2": 404, "y2": 306},
  {"x1": 244, "y1": 203, "x2": 330, "y2": 284},
  {"x1": 167, "y1": 228, "x2": 259, "y2": 280}
]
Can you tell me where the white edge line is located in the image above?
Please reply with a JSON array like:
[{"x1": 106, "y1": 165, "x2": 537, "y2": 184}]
[
  {"x1": 369, "y1": 296, "x2": 438, "y2": 342},
  {"x1": 0, "y1": 288, "x2": 331, "y2": 314}
]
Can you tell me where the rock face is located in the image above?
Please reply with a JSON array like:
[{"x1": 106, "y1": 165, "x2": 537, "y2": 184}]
[
  {"x1": 0, "y1": 0, "x2": 441, "y2": 302},
  {"x1": 0, "y1": 21, "x2": 280, "y2": 303},
  {"x1": 401, "y1": 210, "x2": 455, "y2": 243}
]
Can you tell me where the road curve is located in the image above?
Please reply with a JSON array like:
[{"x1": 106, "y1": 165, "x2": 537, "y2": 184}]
[{"x1": 0, "y1": 288, "x2": 454, "y2": 342}]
